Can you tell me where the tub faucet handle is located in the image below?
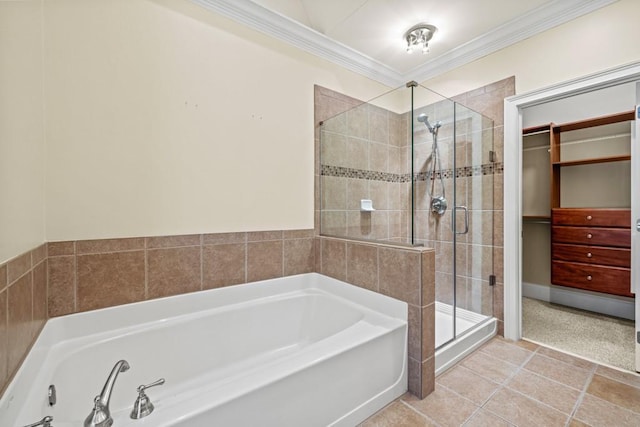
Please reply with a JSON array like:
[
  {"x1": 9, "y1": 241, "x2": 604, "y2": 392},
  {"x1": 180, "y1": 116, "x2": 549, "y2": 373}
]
[
  {"x1": 23, "y1": 416, "x2": 53, "y2": 427},
  {"x1": 130, "y1": 378, "x2": 165, "y2": 419}
]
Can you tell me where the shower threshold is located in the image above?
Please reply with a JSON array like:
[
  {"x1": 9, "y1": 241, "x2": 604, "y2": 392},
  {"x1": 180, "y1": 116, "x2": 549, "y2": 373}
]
[{"x1": 434, "y1": 302, "x2": 497, "y2": 376}]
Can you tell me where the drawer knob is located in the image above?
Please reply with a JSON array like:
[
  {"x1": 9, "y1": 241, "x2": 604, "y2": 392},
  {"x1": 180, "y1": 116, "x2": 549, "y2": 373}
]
[
  {"x1": 586, "y1": 215, "x2": 593, "y2": 220},
  {"x1": 587, "y1": 275, "x2": 592, "y2": 281},
  {"x1": 587, "y1": 233, "x2": 593, "y2": 239},
  {"x1": 587, "y1": 252, "x2": 592, "y2": 258}
]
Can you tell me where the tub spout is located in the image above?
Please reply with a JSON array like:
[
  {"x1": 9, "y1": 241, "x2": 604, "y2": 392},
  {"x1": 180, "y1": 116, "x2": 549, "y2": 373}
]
[{"x1": 84, "y1": 360, "x2": 130, "y2": 427}]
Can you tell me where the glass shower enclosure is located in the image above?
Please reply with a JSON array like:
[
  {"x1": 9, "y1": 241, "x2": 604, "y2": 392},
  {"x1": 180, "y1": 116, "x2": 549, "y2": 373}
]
[{"x1": 319, "y1": 82, "x2": 496, "y2": 353}]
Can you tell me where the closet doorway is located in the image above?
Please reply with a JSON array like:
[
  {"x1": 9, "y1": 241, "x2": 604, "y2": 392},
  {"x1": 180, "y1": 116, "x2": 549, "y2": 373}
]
[
  {"x1": 521, "y1": 92, "x2": 635, "y2": 370},
  {"x1": 503, "y1": 63, "x2": 640, "y2": 374}
]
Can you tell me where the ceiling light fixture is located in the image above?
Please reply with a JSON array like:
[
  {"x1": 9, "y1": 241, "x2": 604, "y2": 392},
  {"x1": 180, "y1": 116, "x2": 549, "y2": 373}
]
[{"x1": 404, "y1": 23, "x2": 437, "y2": 54}]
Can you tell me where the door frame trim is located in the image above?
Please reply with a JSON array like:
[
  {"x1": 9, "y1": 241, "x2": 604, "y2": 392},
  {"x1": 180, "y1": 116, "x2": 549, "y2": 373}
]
[{"x1": 503, "y1": 61, "x2": 640, "y2": 340}]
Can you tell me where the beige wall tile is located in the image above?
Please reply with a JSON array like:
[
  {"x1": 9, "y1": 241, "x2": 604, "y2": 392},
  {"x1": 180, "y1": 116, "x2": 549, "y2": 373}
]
[
  {"x1": 421, "y1": 250, "x2": 435, "y2": 306},
  {"x1": 347, "y1": 104, "x2": 369, "y2": 140},
  {"x1": 346, "y1": 137, "x2": 369, "y2": 170},
  {"x1": 346, "y1": 242, "x2": 378, "y2": 292},
  {"x1": 408, "y1": 357, "x2": 421, "y2": 398},
  {"x1": 202, "y1": 232, "x2": 246, "y2": 245},
  {"x1": 0, "y1": 290, "x2": 7, "y2": 391},
  {"x1": 283, "y1": 229, "x2": 314, "y2": 239},
  {"x1": 320, "y1": 238, "x2": 346, "y2": 281},
  {"x1": 0, "y1": 264, "x2": 6, "y2": 291},
  {"x1": 7, "y1": 252, "x2": 30, "y2": 285},
  {"x1": 284, "y1": 238, "x2": 314, "y2": 276},
  {"x1": 202, "y1": 243, "x2": 246, "y2": 289},
  {"x1": 77, "y1": 251, "x2": 145, "y2": 312},
  {"x1": 147, "y1": 247, "x2": 201, "y2": 299},
  {"x1": 48, "y1": 256, "x2": 75, "y2": 317},
  {"x1": 422, "y1": 303, "x2": 435, "y2": 360},
  {"x1": 321, "y1": 176, "x2": 347, "y2": 210},
  {"x1": 247, "y1": 230, "x2": 283, "y2": 242},
  {"x1": 146, "y1": 234, "x2": 200, "y2": 249},
  {"x1": 32, "y1": 260, "x2": 47, "y2": 329},
  {"x1": 7, "y1": 274, "x2": 33, "y2": 375},
  {"x1": 247, "y1": 240, "x2": 283, "y2": 282},
  {"x1": 76, "y1": 238, "x2": 145, "y2": 254},
  {"x1": 31, "y1": 244, "x2": 47, "y2": 266},
  {"x1": 408, "y1": 304, "x2": 421, "y2": 362},
  {"x1": 379, "y1": 247, "x2": 420, "y2": 306},
  {"x1": 48, "y1": 241, "x2": 74, "y2": 256},
  {"x1": 420, "y1": 357, "x2": 435, "y2": 398}
]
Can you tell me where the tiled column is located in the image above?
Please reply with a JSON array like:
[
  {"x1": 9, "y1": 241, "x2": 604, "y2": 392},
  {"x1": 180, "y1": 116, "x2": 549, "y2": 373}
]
[{"x1": 316, "y1": 236, "x2": 435, "y2": 398}]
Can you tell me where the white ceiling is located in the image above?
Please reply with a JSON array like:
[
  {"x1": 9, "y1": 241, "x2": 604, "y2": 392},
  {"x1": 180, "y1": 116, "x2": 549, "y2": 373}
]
[{"x1": 191, "y1": 0, "x2": 619, "y2": 86}]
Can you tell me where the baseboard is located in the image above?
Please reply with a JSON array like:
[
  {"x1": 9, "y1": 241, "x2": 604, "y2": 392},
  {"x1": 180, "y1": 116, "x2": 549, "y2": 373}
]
[{"x1": 522, "y1": 282, "x2": 635, "y2": 320}]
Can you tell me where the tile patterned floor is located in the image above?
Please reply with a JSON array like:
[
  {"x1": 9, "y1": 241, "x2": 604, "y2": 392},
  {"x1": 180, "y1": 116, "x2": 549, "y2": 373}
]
[{"x1": 360, "y1": 337, "x2": 640, "y2": 427}]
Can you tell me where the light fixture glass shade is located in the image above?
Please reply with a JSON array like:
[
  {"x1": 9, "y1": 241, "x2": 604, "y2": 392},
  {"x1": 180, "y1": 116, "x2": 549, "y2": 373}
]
[{"x1": 404, "y1": 23, "x2": 437, "y2": 55}]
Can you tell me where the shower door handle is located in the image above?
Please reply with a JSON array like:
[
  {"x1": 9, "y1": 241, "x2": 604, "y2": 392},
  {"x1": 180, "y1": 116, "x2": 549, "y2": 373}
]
[{"x1": 453, "y1": 206, "x2": 469, "y2": 235}]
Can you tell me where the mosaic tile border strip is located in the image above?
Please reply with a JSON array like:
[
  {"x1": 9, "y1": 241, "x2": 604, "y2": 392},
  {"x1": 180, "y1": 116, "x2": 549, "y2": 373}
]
[{"x1": 321, "y1": 162, "x2": 503, "y2": 182}]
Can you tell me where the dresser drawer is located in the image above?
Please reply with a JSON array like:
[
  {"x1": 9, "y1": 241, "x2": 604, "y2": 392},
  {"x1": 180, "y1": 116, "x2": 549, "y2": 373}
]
[
  {"x1": 552, "y1": 243, "x2": 630, "y2": 267},
  {"x1": 552, "y1": 208, "x2": 630, "y2": 227},
  {"x1": 551, "y1": 261, "x2": 632, "y2": 297},
  {"x1": 552, "y1": 226, "x2": 630, "y2": 248}
]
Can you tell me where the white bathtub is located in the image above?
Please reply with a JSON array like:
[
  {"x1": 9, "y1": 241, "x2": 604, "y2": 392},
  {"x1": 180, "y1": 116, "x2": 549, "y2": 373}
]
[{"x1": 1, "y1": 273, "x2": 407, "y2": 427}]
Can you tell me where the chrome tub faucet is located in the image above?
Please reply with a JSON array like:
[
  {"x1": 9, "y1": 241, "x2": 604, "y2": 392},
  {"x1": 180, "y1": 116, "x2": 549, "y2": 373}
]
[{"x1": 84, "y1": 360, "x2": 130, "y2": 427}]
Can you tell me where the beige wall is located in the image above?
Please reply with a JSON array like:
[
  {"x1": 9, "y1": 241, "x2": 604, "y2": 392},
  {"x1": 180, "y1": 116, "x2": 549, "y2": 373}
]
[
  {"x1": 0, "y1": 1, "x2": 46, "y2": 264},
  {"x1": 421, "y1": 0, "x2": 640, "y2": 97},
  {"x1": 43, "y1": 0, "x2": 387, "y2": 242},
  {"x1": 10, "y1": 0, "x2": 640, "y2": 248}
]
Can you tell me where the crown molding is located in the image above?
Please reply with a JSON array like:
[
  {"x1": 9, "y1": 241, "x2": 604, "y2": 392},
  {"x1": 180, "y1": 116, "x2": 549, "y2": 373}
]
[
  {"x1": 191, "y1": 0, "x2": 619, "y2": 88},
  {"x1": 404, "y1": 0, "x2": 619, "y2": 83},
  {"x1": 190, "y1": 0, "x2": 404, "y2": 86}
]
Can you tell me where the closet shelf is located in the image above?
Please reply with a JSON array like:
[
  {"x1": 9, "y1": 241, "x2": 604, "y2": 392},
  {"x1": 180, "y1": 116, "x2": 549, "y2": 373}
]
[{"x1": 552, "y1": 154, "x2": 630, "y2": 167}]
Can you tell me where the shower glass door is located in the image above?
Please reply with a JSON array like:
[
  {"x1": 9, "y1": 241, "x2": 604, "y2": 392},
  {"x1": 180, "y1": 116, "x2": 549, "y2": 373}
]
[
  {"x1": 452, "y1": 102, "x2": 495, "y2": 345},
  {"x1": 412, "y1": 87, "x2": 495, "y2": 349}
]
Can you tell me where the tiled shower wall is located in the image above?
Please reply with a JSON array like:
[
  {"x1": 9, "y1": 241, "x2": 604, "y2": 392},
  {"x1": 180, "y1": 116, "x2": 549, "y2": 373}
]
[
  {"x1": 316, "y1": 77, "x2": 513, "y2": 336},
  {"x1": 318, "y1": 88, "x2": 410, "y2": 243},
  {"x1": 0, "y1": 244, "x2": 48, "y2": 396}
]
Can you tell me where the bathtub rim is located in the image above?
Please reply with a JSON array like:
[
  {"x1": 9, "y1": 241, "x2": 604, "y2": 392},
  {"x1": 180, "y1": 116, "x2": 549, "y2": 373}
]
[{"x1": 0, "y1": 272, "x2": 408, "y2": 426}]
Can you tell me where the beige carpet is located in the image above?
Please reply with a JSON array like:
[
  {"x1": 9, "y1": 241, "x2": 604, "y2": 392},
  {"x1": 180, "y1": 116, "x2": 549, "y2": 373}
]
[{"x1": 522, "y1": 297, "x2": 636, "y2": 372}]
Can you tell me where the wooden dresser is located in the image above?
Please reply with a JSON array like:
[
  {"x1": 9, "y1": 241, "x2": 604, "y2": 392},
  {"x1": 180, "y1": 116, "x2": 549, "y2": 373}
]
[{"x1": 551, "y1": 208, "x2": 632, "y2": 297}]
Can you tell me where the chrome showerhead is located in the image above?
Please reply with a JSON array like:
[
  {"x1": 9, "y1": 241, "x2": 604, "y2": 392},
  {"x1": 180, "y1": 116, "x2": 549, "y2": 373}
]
[{"x1": 417, "y1": 113, "x2": 441, "y2": 134}]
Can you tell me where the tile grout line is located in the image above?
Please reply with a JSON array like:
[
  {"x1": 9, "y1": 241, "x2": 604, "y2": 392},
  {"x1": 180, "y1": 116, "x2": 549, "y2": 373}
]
[
  {"x1": 566, "y1": 366, "x2": 597, "y2": 426},
  {"x1": 398, "y1": 400, "x2": 444, "y2": 427}
]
